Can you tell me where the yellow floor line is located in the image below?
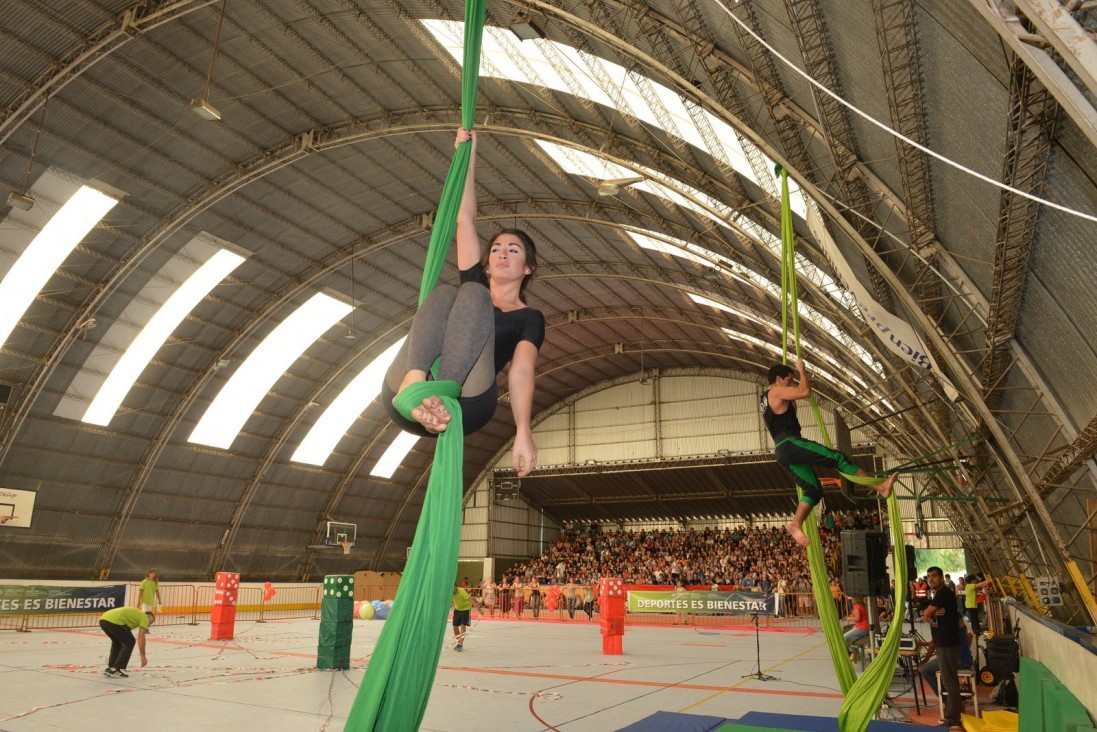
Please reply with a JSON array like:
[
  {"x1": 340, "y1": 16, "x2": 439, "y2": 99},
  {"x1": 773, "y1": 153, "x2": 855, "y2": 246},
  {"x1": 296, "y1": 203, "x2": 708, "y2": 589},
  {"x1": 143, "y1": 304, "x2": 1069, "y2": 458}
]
[{"x1": 677, "y1": 638, "x2": 829, "y2": 713}]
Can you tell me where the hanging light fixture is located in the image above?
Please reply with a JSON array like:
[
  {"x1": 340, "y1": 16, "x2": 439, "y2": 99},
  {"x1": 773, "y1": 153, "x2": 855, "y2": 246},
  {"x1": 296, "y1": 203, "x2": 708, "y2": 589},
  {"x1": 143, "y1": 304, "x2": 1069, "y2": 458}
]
[
  {"x1": 509, "y1": 12, "x2": 546, "y2": 41},
  {"x1": 190, "y1": 0, "x2": 228, "y2": 121},
  {"x1": 344, "y1": 242, "x2": 358, "y2": 340},
  {"x1": 7, "y1": 94, "x2": 50, "y2": 211}
]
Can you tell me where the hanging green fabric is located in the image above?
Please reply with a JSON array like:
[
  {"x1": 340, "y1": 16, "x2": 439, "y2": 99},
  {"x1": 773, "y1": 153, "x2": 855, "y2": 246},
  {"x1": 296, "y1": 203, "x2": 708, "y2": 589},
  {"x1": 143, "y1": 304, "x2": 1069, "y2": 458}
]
[
  {"x1": 839, "y1": 495, "x2": 908, "y2": 732},
  {"x1": 776, "y1": 167, "x2": 908, "y2": 731},
  {"x1": 343, "y1": 3, "x2": 486, "y2": 731}
]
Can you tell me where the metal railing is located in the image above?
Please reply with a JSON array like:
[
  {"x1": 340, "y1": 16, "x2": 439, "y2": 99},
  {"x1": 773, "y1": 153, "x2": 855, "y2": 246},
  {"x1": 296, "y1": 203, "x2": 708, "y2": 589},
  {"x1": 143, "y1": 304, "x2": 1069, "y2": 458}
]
[
  {"x1": 0, "y1": 583, "x2": 321, "y2": 631},
  {"x1": 465, "y1": 588, "x2": 838, "y2": 630}
]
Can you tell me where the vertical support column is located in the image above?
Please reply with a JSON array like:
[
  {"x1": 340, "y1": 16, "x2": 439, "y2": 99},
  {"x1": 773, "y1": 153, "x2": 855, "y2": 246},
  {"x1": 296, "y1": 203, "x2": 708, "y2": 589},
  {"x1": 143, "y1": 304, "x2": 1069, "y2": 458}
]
[
  {"x1": 599, "y1": 577, "x2": 625, "y2": 655},
  {"x1": 210, "y1": 571, "x2": 239, "y2": 640},
  {"x1": 317, "y1": 574, "x2": 354, "y2": 670}
]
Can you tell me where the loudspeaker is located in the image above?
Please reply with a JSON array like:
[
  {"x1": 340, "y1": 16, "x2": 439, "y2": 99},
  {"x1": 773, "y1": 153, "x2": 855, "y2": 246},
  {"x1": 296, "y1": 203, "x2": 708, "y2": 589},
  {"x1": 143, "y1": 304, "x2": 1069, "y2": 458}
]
[
  {"x1": 841, "y1": 530, "x2": 890, "y2": 597},
  {"x1": 905, "y1": 544, "x2": 917, "y2": 582}
]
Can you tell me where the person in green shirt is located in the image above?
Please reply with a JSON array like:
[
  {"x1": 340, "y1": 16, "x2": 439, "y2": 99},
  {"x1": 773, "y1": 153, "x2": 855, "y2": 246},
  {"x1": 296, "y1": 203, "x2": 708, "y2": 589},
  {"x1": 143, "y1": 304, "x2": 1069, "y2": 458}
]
[
  {"x1": 138, "y1": 569, "x2": 162, "y2": 612},
  {"x1": 99, "y1": 606, "x2": 155, "y2": 677},
  {"x1": 452, "y1": 584, "x2": 472, "y2": 651},
  {"x1": 964, "y1": 573, "x2": 993, "y2": 637}
]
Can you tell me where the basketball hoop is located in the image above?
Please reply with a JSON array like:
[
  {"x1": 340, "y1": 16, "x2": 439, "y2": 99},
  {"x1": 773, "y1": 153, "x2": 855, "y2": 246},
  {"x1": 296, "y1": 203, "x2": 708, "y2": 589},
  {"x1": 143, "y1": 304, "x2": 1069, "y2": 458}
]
[
  {"x1": 339, "y1": 542, "x2": 352, "y2": 555},
  {"x1": 0, "y1": 515, "x2": 16, "y2": 525}
]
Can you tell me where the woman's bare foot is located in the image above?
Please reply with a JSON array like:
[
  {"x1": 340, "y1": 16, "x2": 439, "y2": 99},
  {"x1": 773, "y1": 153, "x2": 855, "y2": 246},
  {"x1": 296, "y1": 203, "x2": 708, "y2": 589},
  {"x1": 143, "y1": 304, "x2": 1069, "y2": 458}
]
[
  {"x1": 786, "y1": 522, "x2": 808, "y2": 546},
  {"x1": 876, "y1": 473, "x2": 898, "y2": 499},
  {"x1": 411, "y1": 396, "x2": 450, "y2": 433}
]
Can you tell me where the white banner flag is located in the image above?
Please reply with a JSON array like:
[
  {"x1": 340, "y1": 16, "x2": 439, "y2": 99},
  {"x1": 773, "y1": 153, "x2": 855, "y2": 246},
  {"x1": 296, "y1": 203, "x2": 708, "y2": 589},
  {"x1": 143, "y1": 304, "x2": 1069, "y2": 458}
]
[{"x1": 807, "y1": 204, "x2": 959, "y2": 402}]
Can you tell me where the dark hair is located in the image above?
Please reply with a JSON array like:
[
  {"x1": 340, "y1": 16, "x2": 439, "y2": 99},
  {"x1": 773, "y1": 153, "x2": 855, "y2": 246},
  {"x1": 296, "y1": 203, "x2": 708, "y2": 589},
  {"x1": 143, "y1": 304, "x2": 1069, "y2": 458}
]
[
  {"x1": 927, "y1": 566, "x2": 943, "y2": 577},
  {"x1": 767, "y1": 363, "x2": 796, "y2": 384},
  {"x1": 488, "y1": 228, "x2": 538, "y2": 302}
]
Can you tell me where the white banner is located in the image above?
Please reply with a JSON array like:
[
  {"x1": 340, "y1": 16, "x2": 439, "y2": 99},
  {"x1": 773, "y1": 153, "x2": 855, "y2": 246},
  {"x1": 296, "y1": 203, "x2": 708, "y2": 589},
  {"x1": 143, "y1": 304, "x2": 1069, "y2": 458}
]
[{"x1": 807, "y1": 205, "x2": 959, "y2": 402}]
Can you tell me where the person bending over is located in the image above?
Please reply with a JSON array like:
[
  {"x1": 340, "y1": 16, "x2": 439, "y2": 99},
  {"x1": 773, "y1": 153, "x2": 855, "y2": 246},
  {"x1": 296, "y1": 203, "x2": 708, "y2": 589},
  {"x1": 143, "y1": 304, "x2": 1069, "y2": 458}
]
[
  {"x1": 761, "y1": 360, "x2": 896, "y2": 545},
  {"x1": 382, "y1": 128, "x2": 544, "y2": 477},
  {"x1": 99, "y1": 607, "x2": 154, "y2": 677}
]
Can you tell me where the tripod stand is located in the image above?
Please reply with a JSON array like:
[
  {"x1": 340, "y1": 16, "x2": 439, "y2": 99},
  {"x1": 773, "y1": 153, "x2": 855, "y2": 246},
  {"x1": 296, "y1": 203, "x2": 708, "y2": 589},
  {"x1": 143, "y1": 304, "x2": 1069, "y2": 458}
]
[{"x1": 741, "y1": 612, "x2": 778, "y2": 681}]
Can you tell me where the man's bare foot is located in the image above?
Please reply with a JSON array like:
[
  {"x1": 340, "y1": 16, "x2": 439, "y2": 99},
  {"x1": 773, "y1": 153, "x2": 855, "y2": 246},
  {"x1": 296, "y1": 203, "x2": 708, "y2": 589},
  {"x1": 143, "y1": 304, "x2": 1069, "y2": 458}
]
[
  {"x1": 411, "y1": 396, "x2": 450, "y2": 434},
  {"x1": 786, "y1": 522, "x2": 808, "y2": 546},
  {"x1": 876, "y1": 473, "x2": 898, "y2": 500}
]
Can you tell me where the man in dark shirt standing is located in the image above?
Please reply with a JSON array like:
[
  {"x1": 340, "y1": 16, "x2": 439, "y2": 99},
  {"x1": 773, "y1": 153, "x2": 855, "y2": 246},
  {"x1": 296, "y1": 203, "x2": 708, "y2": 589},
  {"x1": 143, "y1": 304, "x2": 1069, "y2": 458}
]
[{"x1": 922, "y1": 566, "x2": 964, "y2": 730}]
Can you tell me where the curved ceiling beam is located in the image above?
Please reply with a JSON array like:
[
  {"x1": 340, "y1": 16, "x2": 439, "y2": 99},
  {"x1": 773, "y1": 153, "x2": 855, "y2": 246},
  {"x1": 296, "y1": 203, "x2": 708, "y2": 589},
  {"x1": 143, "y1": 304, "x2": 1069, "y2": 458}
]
[
  {"x1": 1, "y1": 102, "x2": 881, "y2": 471},
  {"x1": 9, "y1": 115, "x2": 960, "y2": 581},
  {"x1": 212, "y1": 261, "x2": 892, "y2": 573},
  {"x1": 0, "y1": 105, "x2": 748, "y2": 466}
]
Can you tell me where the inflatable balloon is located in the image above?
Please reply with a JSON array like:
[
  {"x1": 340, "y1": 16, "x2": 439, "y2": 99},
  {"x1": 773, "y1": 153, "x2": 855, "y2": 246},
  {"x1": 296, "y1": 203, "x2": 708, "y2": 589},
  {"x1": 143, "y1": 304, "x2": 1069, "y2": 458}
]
[
  {"x1": 358, "y1": 601, "x2": 375, "y2": 620},
  {"x1": 372, "y1": 601, "x2": 390, "y2": 620},
  {"x1": 544, "y1": 586, "x2": 561, "y2": 611}
]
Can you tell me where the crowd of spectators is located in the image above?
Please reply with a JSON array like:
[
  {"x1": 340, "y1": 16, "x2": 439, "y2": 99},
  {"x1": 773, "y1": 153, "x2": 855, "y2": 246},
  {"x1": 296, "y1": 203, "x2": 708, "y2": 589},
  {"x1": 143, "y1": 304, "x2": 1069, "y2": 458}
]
[{"x1": 494, "y1": 509, "x2": 884, "y2": 616}]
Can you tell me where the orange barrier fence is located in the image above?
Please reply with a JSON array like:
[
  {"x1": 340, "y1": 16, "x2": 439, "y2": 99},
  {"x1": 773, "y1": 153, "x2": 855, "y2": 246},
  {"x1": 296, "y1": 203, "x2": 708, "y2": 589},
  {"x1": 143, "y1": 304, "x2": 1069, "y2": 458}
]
[{"x1": 0, "y1": 583, "x2": 321, "y2": 631}]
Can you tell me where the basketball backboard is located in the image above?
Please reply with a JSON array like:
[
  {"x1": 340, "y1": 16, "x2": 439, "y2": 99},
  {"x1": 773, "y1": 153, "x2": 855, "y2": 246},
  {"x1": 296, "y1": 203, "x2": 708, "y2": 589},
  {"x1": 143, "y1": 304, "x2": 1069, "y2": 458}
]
[
  {"x1": 325, "y1": 521, "x2": 356, "y2": 548},
  {"x1": 0, "y1": 487, "x2": 35, "y2": 528}
]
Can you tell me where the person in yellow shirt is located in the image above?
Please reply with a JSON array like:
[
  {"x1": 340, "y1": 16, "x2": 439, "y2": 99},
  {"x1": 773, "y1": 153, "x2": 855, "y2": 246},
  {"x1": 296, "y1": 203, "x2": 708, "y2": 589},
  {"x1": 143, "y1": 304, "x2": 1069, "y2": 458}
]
[
  {"x1": 452, "y1": 584, "x2": 472, "y2": 652},
  {"x1": 137, "y1": 569, "x2": 162, "y2": 612},
  {"x1": 99, "y1": 606, "x2": 154, "y2": 677}
]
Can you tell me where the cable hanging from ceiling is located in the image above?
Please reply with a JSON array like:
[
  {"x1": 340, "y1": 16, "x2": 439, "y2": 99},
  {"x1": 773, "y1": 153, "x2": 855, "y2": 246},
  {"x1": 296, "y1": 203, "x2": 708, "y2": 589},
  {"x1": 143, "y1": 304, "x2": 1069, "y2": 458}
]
[{"x1": 710, "y1": 0, "x2": 1097, "y2": 224}]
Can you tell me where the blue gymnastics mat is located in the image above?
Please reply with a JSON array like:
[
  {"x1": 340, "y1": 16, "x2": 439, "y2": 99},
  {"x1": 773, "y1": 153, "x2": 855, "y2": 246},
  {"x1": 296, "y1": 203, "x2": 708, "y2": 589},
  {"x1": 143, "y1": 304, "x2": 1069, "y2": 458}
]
[{"x1": 617, "y1": 710, "x2": 941, "y2": 732}]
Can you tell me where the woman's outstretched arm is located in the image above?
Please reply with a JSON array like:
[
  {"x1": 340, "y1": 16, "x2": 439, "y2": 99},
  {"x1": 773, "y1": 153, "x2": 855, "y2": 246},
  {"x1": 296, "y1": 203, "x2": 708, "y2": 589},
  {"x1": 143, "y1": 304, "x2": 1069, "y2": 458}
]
[
  {"x1": 455, "y1": 128, "x2": 480, "y2": 271},
  {"x1": 509, "y1": 339, "x2": 538, "y2": 476}
]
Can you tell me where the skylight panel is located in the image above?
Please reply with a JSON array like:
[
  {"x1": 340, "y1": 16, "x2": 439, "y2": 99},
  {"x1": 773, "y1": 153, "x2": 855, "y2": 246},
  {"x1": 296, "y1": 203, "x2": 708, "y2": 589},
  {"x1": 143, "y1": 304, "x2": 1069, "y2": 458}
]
[
  {"x1": 631, "y1": 229, "x2": 882, "y2": 376},
  {"x1": 688, "y1": 293, "x2": 768, "y2": 328},
  {"x1": 721, "y1": 328, "x2": 855, "y2": 397},
  {"x1": 633, "y1": 232, "x2": 719, "y2": 273},
  {"x1": 188, "y1": 292, "x2": 352, "y2": 449},
  {"x1": 292, "y1": 337, "x2": 407, "y2": 466},
  {"x1": 370, "y1": 430, "x2": 421, "y2": 479},
  {"x1": 695, "y1": 293, "x2": 868, "y2": 391},
  {"x1": 421, "y1": 20, "x2": 882, "y2": 379},
  {"x1": 0, "y1": 185, "x2": 117, "y2": 350},
  {"x1": 82, "y1": 248, "x2": 245, "y2": 426}
]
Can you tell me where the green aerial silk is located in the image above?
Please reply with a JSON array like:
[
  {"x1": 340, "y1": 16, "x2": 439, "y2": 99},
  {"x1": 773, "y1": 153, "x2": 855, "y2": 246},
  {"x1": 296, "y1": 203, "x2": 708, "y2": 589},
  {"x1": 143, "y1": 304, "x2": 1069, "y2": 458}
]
[
  {"x1": 776, "y1": 166, "x2": 908, "y2": 732},
  {"x1": 343, "y1": 3, "x2": 486, "y2": 730}
]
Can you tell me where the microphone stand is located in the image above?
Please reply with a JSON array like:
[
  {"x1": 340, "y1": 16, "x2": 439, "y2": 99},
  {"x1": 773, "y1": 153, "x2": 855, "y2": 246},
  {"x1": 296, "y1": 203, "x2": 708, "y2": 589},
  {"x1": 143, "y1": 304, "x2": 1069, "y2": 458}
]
[{"x1": 741, "y1": 607, "x2": 778, "y2": 681}]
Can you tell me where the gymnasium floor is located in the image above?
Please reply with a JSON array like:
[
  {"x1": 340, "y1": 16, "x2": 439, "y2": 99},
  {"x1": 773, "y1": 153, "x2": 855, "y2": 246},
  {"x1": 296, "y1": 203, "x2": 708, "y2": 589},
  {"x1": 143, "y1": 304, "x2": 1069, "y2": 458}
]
[{"x1": 0, "y1": 615, "x2": 963, "y2": 731}]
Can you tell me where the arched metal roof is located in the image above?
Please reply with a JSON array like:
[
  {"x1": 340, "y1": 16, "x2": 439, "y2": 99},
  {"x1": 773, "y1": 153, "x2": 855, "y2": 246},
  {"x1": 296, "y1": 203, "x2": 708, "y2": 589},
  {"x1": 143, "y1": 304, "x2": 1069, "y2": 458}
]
[{"x1": 1, "y1": 0, "x2": 1095, "y2": 620}]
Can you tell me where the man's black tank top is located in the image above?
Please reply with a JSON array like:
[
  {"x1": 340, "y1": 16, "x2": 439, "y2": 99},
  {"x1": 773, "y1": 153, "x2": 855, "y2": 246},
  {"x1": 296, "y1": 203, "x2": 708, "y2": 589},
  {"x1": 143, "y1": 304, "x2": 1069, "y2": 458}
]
[{"x1": 760, "y1": 390, "x2": 801, "y2": 443}]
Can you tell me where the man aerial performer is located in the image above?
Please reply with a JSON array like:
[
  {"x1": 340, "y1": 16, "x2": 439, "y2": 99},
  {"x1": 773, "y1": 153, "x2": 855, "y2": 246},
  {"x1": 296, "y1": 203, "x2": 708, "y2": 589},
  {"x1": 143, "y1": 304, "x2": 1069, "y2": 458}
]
[{"x1": 762, "y1": 360, "x2": 897, "y2": 545}]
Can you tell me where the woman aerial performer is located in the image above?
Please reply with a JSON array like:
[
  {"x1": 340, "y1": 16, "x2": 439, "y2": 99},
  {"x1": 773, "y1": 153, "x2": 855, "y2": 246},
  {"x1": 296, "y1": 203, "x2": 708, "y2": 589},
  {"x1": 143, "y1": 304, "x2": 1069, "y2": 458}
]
[{"x1": 382, "y1": 128, "x2": 544, "y2": 477}]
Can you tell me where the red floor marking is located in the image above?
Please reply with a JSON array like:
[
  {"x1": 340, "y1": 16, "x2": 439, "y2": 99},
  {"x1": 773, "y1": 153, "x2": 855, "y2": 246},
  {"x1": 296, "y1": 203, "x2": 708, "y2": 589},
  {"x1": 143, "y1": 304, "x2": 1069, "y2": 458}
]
[{"x1": 438, "y1": 665, "x2": 881, "y2": 700}]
